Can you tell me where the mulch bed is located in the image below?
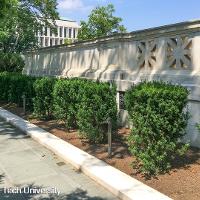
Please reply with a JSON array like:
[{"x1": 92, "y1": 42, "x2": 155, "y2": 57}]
[{"x1": 1, "y1": 102, "x2": 200, "y2": 200}]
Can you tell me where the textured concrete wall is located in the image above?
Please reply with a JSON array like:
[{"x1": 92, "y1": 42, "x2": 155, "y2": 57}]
[{"x1": 23, "y1": 20, "x2": 200, "y2": 148}]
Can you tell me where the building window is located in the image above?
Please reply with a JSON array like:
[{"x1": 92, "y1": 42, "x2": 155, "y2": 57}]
[
  {"x1": 60, "y1": 39, "x2": 63, "y2": 44},
  {"x1": 55, "y1": 27, "x2": 58, "y2": 37},
  {"x1": 50, "y1": 39, "x2": 53, "y2": 46},
  {"x1": 45, "y1": 27, "x2": 48, "y2": 36},
  {"x1": 73, "y1": 29, "x2": 76, "y2": 38},
  {"x1": 64, "y1": 27, "x2": 67, "y2": 38},
  {"x1": 69, "y1": 28, "x2": 72, "y2": 38},
  {"x1": 60, "y1": 27, "x2": 63, "y2": 37},
  {"x1": 55, "y1": 39, "x2": 58, "y2": 45}
]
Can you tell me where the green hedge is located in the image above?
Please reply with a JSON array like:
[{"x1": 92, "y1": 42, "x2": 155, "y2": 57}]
[
  {"x1": 0, "y1": 73, "x2": 118, "y2": 144},
  {"x1": 77, "y1": 81, "x2": 117, "y2": 143},
  {"x1": 53, "y1": 78, "x2": 117, "y2": 143},
  {"x1": 53, "y1": 78, "x2": 86, "y2": 129},
  {"x1": 0, "y1": 72, "x2": 10, "y2": 101},
  {"x1": 0, "y1": 72, "x2": 36, "y2": 105},
  {"x1": 33, "y1": 77, "x2": 56, "y2": 118},
  {"x1": 125, "y1": 81, "x2": 189, "y2": 175}
]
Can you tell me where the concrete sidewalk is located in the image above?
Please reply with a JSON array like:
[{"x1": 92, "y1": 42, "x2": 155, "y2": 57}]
[{"x1": 0, "y1": 118, "x2": 118, "y2": 200}]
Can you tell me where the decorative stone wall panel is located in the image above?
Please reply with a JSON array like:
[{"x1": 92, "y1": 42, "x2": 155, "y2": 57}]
[
  {"x1": 166, "y1": 36, "x2": 192, "y2": 69},
  {"x1": 137, "y1": 40, "x2": 157, "y2": 69}
]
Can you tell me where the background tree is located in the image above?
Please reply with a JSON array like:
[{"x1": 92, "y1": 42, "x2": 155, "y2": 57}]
[
  {"x1": 0, "y1": 0, "x2": 15, "y2": 18},
  {"x1": 78, "y1": 4, "x2": 126, "y2": 40},
  {"x1": 0, "y1": 0, "x2": 59, "y2": 72},
  {"x1": 0, "y1": 0, "x2": 59, "y2": 53}
]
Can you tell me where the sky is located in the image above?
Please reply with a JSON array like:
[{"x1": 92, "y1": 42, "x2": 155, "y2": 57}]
[{"x1": 57, "y1": 0, "x2": 200, "y2": 32}]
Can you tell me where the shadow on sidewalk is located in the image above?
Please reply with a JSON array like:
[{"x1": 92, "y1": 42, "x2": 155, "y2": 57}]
[
  {"x1": 0, "y1": 119, "x2": 29, "y2": 140},
  {"x1": 0, "y1": 174, "x2": 107, "y2": 200}
]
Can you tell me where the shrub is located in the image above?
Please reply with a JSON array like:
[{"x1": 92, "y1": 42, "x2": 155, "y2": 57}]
[
  {"x1": 53, "y1": 78, "x2": 85, "y2": 129},
  {"x1": 64, "y1": 38, "x2": 73, "y2": 45},
  {"x1": 8, "y1": 74, "x2": 35, "y2": 105},
  {"x1": 0, "y1": 53, "x2": 24, "y2": 73},
  {"x1": 33, "y1": 77, "x2": 56, "y2": 118},
  {"x1": 77, "y1": 81, "x2": 117, "y2": 143},
  {"x1": 0, "y1": 72, "x2": 11, "y2": 101},
  {"x1": 125, "y1": 81, "x2": 189, "y2": 175},
  {"x1": 0, "y1": 72, "x2": 35, "y2": 105}
]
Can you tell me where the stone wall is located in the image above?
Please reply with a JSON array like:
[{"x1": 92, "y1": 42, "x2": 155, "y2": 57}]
[{"x1": 23, "y1": 20, "x2": 200, "y2": 148}]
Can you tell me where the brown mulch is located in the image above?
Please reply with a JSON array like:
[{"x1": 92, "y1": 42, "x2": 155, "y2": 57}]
[{"x1": 1, "y1": 102, "x2": 200, "y2": 200}]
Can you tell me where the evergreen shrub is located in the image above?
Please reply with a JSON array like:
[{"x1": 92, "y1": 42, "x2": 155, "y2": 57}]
[
  {"x1": 0, "y1": 72, "x2": 35, "y2": 105},
  {"x1": 53, "y1": 78, "x2": 85, "y2": 129},
  {"x1": 33, "y1": 77, "x2": 56, "y2": 118},
  {"x1": 77, "y1": 81, "x2": 117, "y2": 143},
  {"x1": 125, "y1": 81, "x2": 189, "y2": 175}
]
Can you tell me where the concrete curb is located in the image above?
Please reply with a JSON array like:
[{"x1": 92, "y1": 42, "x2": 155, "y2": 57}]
[{"x1": 0, "y1": 108, "x2": 172, "y2": 200}]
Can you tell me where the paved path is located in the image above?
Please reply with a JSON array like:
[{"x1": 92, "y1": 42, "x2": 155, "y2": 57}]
[{"x1": 0, "y1": 118, "x2": 118, "y2": 200}]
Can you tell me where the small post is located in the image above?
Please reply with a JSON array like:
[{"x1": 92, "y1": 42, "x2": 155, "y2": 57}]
[
  {"x1": 22, "y1": 94, "x2": 26, "y2": 115},
  {"x1": 107, "y1": 117, "x2": 112, "y2": 157}
]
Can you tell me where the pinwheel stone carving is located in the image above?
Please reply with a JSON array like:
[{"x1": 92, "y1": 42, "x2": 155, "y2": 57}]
[
  {"x1": 137, "y1": 40, "x2": 157, "y2": 69},
  {"x1": 166, "y1": 36, "x2": 192, "y2": 69}
]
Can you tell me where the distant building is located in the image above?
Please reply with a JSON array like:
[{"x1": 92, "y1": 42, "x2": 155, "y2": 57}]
[{"x1": 38, "y1": 19, "x2": 80, "y2": 47}]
